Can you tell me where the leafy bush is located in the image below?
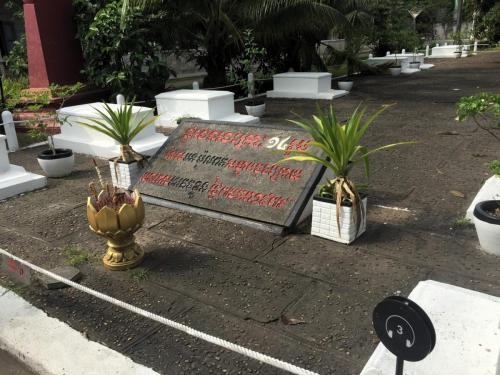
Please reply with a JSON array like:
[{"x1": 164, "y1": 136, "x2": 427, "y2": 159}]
[
  {"x1": 5, "y1": 34, "x2": 28, "y2": 78},
  {"x1": 73, "y1": 0, "x2": 172, "y2": 98},
  {"x1": 483, "y1": 3, "x2": 500, "y2": 44},
  {"x1": 227, "y1": 29, "x2": 274, "y2": 95}
]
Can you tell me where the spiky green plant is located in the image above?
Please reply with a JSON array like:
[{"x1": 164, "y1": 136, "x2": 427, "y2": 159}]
[
  {"x1": 78, "y1": 100, "x2": 157, "y2": 163},
  {"x1": 281, "y1": 104, "x2": 414, "y2": 236}
]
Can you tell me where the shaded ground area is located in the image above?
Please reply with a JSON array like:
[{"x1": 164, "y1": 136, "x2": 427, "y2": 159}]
[
  {"x1": 1, "y1": 52, "x2": 500, "y2": 374},
  {"x1": 0, "y1": 349, "x2": 37, "y2": 375}
]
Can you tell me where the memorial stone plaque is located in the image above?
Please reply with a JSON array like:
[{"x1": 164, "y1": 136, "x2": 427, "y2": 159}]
[{"x1": 136, "y1": 120, "x2": 324, "y2": 232}]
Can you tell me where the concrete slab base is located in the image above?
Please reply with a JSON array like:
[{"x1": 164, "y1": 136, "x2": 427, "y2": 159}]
[
  {"x1": 360, "y1": 280, "x2": 500, "y2": 375},
  {"x1": 401, "y1": 68, "x2": 421, "y2": 74},
  {"x1": 420, "y1": 64, "x2": 435, "y2": 70},
  {"x1": 266, "y1": 89, "x2": 349, "y2": 100},
  {"x1": 0, "y1": 165, "x2": 47, "y2": 200},
  {"x1": 0, "y1": 285, "x2": 159, "y2": 375},
  {"x1": 52, "y1": 134, "x2": 167, "y2": 159}
]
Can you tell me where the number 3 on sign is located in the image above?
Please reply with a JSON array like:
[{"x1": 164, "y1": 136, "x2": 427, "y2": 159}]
[{"x1": 265, "y1": 136, "x2": 290, "y2": 150}]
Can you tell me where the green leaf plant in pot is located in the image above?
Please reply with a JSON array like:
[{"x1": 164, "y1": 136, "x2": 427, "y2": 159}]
[
  {"x1": 78, "y1": 99, "x2": 157, "y2": 190},
  {"x1": 281, "y1": 104, "x2": 414, "y2": 244}
]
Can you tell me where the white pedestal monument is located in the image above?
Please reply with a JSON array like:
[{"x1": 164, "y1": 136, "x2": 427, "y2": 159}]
[
  {"x1": 429, "y1": 45, "x2": 471, "y2": 58},
  {"x1": 155, "y1": 89, "x2": 259, "y2": 129},
  {"x1": 361, "y1": 280, "x2": 500, "y2": 375},
  {"x1": 53, "y1": 103, "x2": 166, "y2": 159},
  {"x1": 266, "y1": 72, "x2": 348, "y2": 100},
  {"x1": 0, "y1": 135, "x2": 46, "y2": 200}
]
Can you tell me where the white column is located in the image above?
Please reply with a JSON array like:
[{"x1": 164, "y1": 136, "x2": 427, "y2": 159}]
[
  {"x1": 436, "y1": 43, "x2": 440, "y2": 47},
  {"x1": 368, "y1": 53, "x2": 373, "y2": 59},
  {"x1": 386, "y1": 51, "x2": 391, "y2": 56},
  {"x1": 474, "y1": 41, "x2": 478, "y2": 53},
  {"x1": 0, "y1": 135, "x2": 10, "y2": 173},
  {"x1": 116, "y1": 94, "x2": 125, "y2": 105},
  {"x1": 402, "y1": 49, "x2": 406, "y2": 54},
  {"x1": 425, "y1": 45, "x2": 430, "y2": 57},
  {"x1": 192, "y1": 81, "x2": 199, "y2": 90},
  {"x1": 1, "y1": 111, "x2": 19, "y2": 152}
]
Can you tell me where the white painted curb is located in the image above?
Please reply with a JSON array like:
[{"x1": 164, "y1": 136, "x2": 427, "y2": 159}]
[{"x1": 0, "y1": 286, "x2": 159, "y2": 375}]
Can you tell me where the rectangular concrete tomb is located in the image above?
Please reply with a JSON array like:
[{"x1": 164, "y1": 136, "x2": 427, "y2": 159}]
[
  {"x1": 155, "y1": 89, "x2": 259, "y2": 129},
  {"x1": 53, "y1": 103, "x2": 166, "y2": 159},
  {"x1": 0, "y1": 135, "x2": 46, "y2": 200},
  {"x1": 135, "y1": 120, "x2": 324, "y2": 233},
  {"x1": 361, "y1": 280, "x2": 500, "y2": 375},
  {"x1": 267, "y1": 72, "x2": 348, "y2": 100},
  {"x1": 429, "y1": 45, "x2": 471, "y2": 58}
]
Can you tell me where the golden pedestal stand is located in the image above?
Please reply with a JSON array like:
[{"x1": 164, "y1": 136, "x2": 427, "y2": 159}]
[{"x1": 87, "y1": 190, "x2": 145, "y2": 271}]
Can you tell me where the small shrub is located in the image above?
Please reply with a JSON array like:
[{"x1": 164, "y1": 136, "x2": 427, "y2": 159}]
[
  {"x1": 130, "y1": 267, "x2": 149, "y2": 282},
  {"x1": 65, "y1": 247, "x2": 90, "y2": 266}
]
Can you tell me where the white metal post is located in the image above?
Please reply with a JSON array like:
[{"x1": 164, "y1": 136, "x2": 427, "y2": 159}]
[{"x1": 116, "y1": 94, "x2": 125, "y2": 105}]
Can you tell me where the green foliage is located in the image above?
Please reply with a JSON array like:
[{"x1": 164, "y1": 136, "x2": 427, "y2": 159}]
[
  {"x1": 5, "y1": 35, "x2": 28, "y2": 78},
  {"x1": 129, "y1": 267, "x2": 149, "y2": 282},
  {"x1": 66, "y1": 246, "x2": 91, "y2": 266},
  {"x1": 368, "y1": 0, "x2": 421, "y2": 56},
  {"x1": 281, "y1": 104, "x2": 414, "y2": 234},
  {"x1": 482, "y1": 3, "x2": 500, "y2": 44},
  {"x1": 78, "y1": 100, "x2": 157, "y2": 161},
  {"x1": 456, "y1": 92, "x2": 500, "y2": 123},
  {"x1": 454, "y1": 216, "x2": 473, "y2": 227},
  {"x1": 488, "y1": 160, "x2": 500, "y2": 176},
  {"x1": 227, "y1": 29, "x2": 274, "y2": 95},
  {"x1": 73, "y1": 0, "x2": 171, "y2": 98}
]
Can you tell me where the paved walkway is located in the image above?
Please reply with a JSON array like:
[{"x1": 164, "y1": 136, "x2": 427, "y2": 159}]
[{"x1": 1, "y1": 52, "x2": 500, "y2": 374}]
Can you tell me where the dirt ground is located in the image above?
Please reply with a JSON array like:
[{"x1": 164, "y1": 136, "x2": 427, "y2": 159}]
[{"x1": 1, "y1": 52, "x2": 500, "y2": 375}]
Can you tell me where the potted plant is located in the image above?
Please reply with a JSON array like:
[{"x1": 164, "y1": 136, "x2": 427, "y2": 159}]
[
  {"x1": 281, "y1": 104, "x2": 413, "y2": 244},
  {"x1": 337, "y1": 80, "x2": 354, "y2": 92},
  {"x1": 28, "y1": 83, "x2": 82, "y2": 177},
  {"x1": 409, "y1": 47, "x2": 421, "y2": 69},
  {"x1": 457, "y1": 92, "x2": 500, "y2": 254},
  {"x1": 245, "y1": 72, "x2": 266, "y2": 117},
  {"x1": 389, "y1": 53, "x2": 402, "y2": 76},
  {"x1": 87, "y1": 164, "x2": 145, "y2": 270},
  {"x1": 78, "y1": 100, "x2": 157, "y2": 190}
]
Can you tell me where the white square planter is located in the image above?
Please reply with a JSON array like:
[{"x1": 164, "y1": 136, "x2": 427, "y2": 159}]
[
  {"x1": 109, "y1": 160, "x2": 143, "y2": 190},
  {"x1": 311, "y1": 196, "x2": 367, "y2": 244}
]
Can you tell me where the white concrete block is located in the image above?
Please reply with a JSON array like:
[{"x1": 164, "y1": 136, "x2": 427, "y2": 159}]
[
  {"x1": 53, "y1": 103, "x2": 166, "y2": 159},
  {"x1": 0, "y1": 135, "x2": 46, "y2": 200},
  {"x1": 267, "y1": 72, "x2": 349, "y2": 100},
  {"x1": 155, "y1": 89, "x2": 258, "y2": 128},
  {"x1": 360, "y1": 280, "x2": 500, "y2": 375}
]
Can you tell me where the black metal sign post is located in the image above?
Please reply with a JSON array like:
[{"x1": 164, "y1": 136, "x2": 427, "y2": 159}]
[{"x1": 373, "y1": 296, "x2": 436, "y2": 375}]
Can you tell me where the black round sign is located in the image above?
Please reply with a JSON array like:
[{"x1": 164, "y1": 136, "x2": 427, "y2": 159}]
[{"x1": 373, "y1": 296, "x2": 436, "y2": 362}]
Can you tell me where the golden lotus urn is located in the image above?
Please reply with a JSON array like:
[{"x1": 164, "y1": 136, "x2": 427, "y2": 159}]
[{"x1": 87, "y1": 189, "x2": 145, "y2": 270}]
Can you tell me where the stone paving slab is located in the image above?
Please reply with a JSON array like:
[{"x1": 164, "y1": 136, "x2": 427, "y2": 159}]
[
  {"x1": 151, "y1": 208, "x2": 284, "y2": 260},
  {"x1": 139, "y1": 230, "x2": 310, "y2": 322},
  {"x1": 261, "y1": 234, "x2": 431, "y2": 301},
  {"x1": 279, "y1": 281, "x2": 377, "y2": 360}
]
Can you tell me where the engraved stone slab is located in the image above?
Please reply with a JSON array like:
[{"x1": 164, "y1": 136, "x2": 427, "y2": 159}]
[{"x1": 136, "y1": 120, "x2": 324, "y2": 230}]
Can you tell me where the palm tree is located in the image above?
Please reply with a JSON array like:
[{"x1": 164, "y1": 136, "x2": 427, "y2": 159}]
[
  {"x1": 247, "y1": 0, "x2": 344, "y2": 71},
  {"x1": 122, "y1": 0, "x2": 244, "y2": 87}
]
